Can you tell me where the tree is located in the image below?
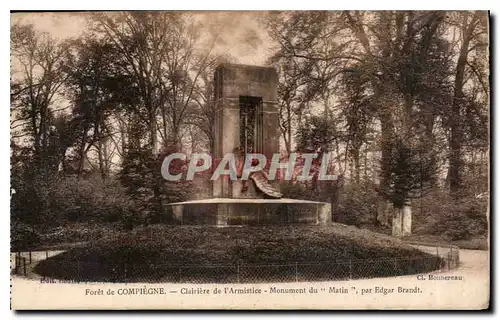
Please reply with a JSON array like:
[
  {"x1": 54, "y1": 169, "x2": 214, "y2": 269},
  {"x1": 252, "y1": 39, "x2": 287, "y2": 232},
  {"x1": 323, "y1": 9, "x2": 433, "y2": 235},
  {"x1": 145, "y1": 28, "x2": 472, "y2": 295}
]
[
  {"x1": 65, "y1": 37, "x2": 124, "y2": 178},
  {"x1": 447, "y1": 11, "x2": 488, "y2": 195},
  {"x1": 89, "y1": 12, "x2": 224, "y2": 212},
  {"x1": 11, "y1": 23, "x2": 72, "y2": 175},
  {"x1": 265, "y1": 11, "x2": 356, "y2": 154},
  {"x1": 341, "y1": 11, "x2": 451, "y2": 233},
  {"x1": 295, "y1": 114, "x2": 340, "y2": 194},
  {"x1": 184, "y1": 54, "x2": 234, "y2": 153},
  {"x1": 386, "y1": 137, "x2": 437, "y2": 236}
]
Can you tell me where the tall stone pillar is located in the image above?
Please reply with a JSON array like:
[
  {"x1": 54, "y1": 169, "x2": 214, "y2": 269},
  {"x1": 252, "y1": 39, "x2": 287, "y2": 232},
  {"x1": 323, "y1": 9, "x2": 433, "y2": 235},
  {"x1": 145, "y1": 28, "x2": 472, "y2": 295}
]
[
  {"x1": 392, "y1": 204, "x2": 412, "y2": 237},
  {"x1": 402, "y1": 205, "x2": 412, "y2": 236},
  {"x1": 212, "y1": 63, "x2": 279, "y2": 199}
]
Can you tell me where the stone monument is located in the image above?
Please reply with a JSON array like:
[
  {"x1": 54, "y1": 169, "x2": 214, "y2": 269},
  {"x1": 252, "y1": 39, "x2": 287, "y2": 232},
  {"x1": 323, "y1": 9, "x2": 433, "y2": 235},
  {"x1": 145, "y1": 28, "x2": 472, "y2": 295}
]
[
  {"x1": 166, "y1": 63, "x2": 332, "y2": 226},
  {"x1": 212, "y1": 63, "x2": 281, "y2": 199}
]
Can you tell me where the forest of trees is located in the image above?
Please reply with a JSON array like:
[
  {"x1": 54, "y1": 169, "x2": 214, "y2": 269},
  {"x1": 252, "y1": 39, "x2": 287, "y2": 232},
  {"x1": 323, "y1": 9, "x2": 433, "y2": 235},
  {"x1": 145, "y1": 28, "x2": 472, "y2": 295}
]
[{"x1": 11, "y1": 11, "x2": 489, "y2": 245}]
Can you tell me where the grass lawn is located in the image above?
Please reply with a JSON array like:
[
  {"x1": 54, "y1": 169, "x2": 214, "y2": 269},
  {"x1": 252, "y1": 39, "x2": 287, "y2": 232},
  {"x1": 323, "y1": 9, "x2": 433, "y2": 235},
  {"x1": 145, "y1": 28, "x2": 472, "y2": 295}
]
[{"x1": 34, "y1": 224, "x2": 442, "y2": 283}]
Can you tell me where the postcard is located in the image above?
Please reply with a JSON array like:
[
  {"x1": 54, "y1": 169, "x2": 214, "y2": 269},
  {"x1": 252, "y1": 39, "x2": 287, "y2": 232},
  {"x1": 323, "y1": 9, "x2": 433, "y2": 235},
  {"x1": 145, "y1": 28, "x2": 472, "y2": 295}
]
[{"x1": 10, "y1": 10, "x2": 490, "y2": 310}]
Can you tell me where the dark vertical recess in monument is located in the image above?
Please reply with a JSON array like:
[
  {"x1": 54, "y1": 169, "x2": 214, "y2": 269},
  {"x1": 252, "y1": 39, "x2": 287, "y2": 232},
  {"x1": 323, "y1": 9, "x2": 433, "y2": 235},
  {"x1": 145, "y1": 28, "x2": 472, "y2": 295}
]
[
  {"x1": 239, "y1": 96, "x2": 263, "y2": 154},
  {"x1": 255, "y1": 99, "x2": 263, "y2": 155}
]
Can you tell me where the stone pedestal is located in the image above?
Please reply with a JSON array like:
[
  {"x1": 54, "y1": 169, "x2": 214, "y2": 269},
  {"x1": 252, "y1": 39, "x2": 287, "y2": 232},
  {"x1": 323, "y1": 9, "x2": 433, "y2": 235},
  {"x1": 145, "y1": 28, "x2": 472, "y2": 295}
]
[
  {"x1": 392, "y1": 205, "x2": 412, "y2": 237},
  {"x1": 402, "y1": 205, "x2": 412, "y2": 235},
  {"x1": 165, "y1": 198, "x2": 332, "y2": 226}
]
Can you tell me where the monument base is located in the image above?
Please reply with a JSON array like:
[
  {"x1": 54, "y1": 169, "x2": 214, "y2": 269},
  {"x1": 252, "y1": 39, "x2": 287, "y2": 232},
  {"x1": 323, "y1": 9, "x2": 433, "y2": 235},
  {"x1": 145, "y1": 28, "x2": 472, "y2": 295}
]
[{"x1": 165, "y1": 198, "x2": 331, "y2": 226}]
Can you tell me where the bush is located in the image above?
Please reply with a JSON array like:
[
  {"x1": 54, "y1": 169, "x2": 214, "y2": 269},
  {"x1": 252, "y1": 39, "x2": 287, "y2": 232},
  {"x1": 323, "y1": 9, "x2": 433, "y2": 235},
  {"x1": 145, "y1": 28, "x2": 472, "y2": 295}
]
[
  {"x1": 11, "y1": 173, "x2": 138, "y2": 231},
  {"x1": 120, "y1": 145, "x2": 195, "y2": 219},
  {"x1": 413, "y1": 191, "x2": 488, "y2": 241},
  {"x1": 48, "y1": 175, "x2": 135, "y2": 224},
  {"x1": 11, "y1": 172, "x2": 56, "y2": 229},
  {"x1": 335, "y1": 183, "x2": 378, "y2": 226},
  {"x1": 281, "y1": 181, "x2": 378, "y2": 227},
  {"x1": 37, "y1": 223, "x2": 121, "y2": 246},
  {"x1": 11, "y1": 222, "x2": 41, "y2": 251},
  {"x1": 437, "y1": 198, "x2": 488, "y2": 241},
  {"x1": 280, "y1": 182, "x2": 318, "y2": 201}
]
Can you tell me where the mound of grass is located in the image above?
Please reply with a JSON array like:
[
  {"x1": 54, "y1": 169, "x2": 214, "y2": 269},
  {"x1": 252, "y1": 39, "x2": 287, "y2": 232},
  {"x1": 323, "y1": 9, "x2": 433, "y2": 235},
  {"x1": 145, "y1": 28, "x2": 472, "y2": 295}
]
[{"x1": 35, "y1": 224, "x2": 442, "y2": 283}]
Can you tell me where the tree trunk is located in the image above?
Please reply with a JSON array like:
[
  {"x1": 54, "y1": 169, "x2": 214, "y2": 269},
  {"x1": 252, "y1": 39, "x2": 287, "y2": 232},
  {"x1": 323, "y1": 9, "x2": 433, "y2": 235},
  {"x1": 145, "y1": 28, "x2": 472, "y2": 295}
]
[
  {"x1": 363, "y1": 147, "x2": 368, "y2": 181},
  {"x1": 450, "y1": 12, "x2": 476, "y2": 195},
  {"x1": 148, "y1": 112, "x2": 163, "y2": 214},
  {"x1": 119, "y1": 117, "x2": 128, "y2": 154},
  {"x1": 149, "y1": 114, "x2": 158, "y2": 154},
  {"x1": 77, "y1": 130, "x2": 88, "y2": 177},
  {"x1": 97, "y1": 138, "x2": 107, "y2": 180},
  {"x1": 353, "y1": 149, "x2": 361, "y2": 184},
  {"x1": 392, "y1": 206, "x2": 402, "y2": 237},
  {"x1": 331, "y1": 175, "x2": 344, "y2": 222},
  {"x1": 376, "y1": 198, "x2": 389, "y2": 226},
  {"x1": 377, "y1": 114, "x2": 393, "y2": 226},
  {"x1": 96, "y1": 117, "x2": 108, "y2": 180},
  {"x1": 286, "y1": 103, "x2": 292, "y2": 154}
]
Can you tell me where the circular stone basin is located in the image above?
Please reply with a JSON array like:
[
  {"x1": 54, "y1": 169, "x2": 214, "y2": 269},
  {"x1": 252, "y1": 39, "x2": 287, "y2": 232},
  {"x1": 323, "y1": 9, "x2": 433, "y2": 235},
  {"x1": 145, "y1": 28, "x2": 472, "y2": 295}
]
[{"x1": 165, "y1": 198, "x2": 332, "y2": 226}]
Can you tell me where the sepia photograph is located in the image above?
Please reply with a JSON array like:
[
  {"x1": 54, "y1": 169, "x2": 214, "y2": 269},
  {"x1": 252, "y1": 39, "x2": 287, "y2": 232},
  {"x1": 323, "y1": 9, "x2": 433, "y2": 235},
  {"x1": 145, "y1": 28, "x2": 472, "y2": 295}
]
[{"x1": 9, "y1": 10, "x2": 490, "y2": 310}]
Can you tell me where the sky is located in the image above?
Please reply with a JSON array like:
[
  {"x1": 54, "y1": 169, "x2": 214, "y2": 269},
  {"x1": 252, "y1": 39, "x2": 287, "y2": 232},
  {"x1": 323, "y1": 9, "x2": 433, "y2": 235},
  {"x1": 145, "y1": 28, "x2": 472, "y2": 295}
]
[{"x1": 10, "y1": 11, "x2": 275, "y2": 66}]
